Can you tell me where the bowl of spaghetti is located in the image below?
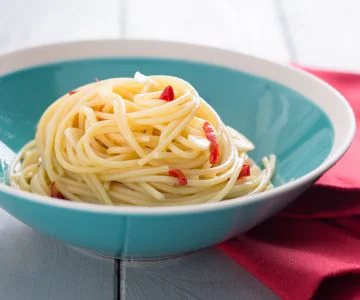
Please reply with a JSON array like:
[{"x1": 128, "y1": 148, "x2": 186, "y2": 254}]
[{"x1": 0, "y1": 40, "x2": 355, "y2": 258}]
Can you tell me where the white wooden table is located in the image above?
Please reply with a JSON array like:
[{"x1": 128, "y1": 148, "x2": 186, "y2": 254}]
[{"x1": 0, "y1": 0, "x2": 358, "y2": 299}]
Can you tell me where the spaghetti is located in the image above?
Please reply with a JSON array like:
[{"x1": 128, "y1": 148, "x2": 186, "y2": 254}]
[{"x1": 10, "y1": 72, "x2": 276, "y2": 206}]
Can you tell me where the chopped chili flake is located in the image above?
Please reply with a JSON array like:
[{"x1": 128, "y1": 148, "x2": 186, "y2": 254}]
[
  {"x1": 50, "y1": 182, "x2": 67, "y2": 200},
  {"x1": 238, "y1": 164, "x2": 250, "y2": 179},
  {"x1": 203, "y1": 122, "x2": 217, "y2": 143},
  {"x1": 68, "y1": 90, "x2": 77, "y2": 95},
  {"x1": 168, "y1": 169, "x2": 187, "y2": 186},
  {"x1": 203, "y1": 121, "x2": 219, "y2": 165},
  {"x1": 209, "y1": 142, "x2": 219, "y2": 165},
  {"x1": 159, "y1": 86, "x2": 175, "y2": 101}
]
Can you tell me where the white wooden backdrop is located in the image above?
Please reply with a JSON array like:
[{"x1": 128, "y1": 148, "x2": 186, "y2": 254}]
[{"x1": 0, "y1": 0, "x2": 358, "y2": 299}]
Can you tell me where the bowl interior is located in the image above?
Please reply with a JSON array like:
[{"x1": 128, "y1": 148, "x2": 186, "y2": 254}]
[{"x1": 0, "y1": 58, "x2": 333, "y2": 187}]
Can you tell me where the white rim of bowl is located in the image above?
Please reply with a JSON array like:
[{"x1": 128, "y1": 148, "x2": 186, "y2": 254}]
[{"x1": 0, "y1": 39, "x2": 356, "y2": 215}]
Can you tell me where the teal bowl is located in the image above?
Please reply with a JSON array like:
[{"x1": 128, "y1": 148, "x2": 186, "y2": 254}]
[{"x1": 0, "y1": 40, "x2": 355, "y2": 258}]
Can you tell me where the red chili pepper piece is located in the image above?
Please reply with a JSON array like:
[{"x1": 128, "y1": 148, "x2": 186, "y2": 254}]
[
  {"x1": 203, "y1": 122, "x2": 217, "y2": 143},
  {"x1": 203, "y1": 121, "x2": 219, "y2": 165},
  {"x1": 159, "y1": 86, "x2": 175, "y2": 101},
  {"x1": 238, "y1": 164, "x2": 250, "y2": 179},
  {"x1": 168, "y1": 169, "x2": 187, "y2": 186},
  {"x1": 209, "y1": 142, "x2": 219, "y2": 165},
  {"x1": 50, "y1": 182, "x2": 67, "y2": 200},
  {"x1": 68, "y1": 90, "x2": 77, "y2": 95}
]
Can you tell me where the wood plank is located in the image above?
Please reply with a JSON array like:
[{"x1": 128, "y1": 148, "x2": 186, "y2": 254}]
[
  {"x1": 125, "y1": 1, "x2": 286, "y2": 298},
  {"x1": 126, "y1": 0, "x2": 290, "y2": 62},
  {"x1": 0, "y1": 0, "x2": 120, "y2": 54},
  {"x1": 279, "y1": 0, "x2": 360, "y2": 71},
  {"x1": 122, "y1": 248, "x2": 279, "y2": 300},
  {"x1": 0, "y1": 209, "x2": 113, "y2": 300},
  {"x1": 0, "y1": 2, "x2": 120, "y2": 298}
]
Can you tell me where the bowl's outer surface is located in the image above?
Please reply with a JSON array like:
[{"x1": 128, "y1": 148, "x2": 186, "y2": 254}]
[
  {"x1": 0, "y1": 183, "x2": 312, "y2": 258},
  {"x1": 0, "y1": 40, "x2": 352, "y2": 258}
]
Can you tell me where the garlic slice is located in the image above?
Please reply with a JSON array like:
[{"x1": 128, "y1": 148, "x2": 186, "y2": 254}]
[
  {"x1": 64, "y1": 128, "x2": 84, "y2": 148},
  {"x1": 134, "y1": 71, "x2": 158, "y2": 87},
  {"x1": 227, "y1": 126, "x2": 255, "y2": 151}
]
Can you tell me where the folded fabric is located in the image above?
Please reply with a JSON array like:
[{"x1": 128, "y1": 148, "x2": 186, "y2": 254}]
[{"x1": 218, "y1": 67, "x2": 360, "y2": 300}]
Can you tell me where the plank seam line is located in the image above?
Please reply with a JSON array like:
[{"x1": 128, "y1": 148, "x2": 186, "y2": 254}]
[{"x1": 274, "y1": 0, "x2": 298, "y2": 61}]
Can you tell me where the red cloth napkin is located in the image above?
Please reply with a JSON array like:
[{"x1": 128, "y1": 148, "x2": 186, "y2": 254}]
[{"x1": 218, "y1": 67, "x2": 360, "y2": 300}]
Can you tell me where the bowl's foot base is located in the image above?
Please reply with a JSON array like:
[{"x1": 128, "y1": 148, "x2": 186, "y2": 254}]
[{"x1": 68, "y1": 244, "x2": 188, "y2": 261}]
